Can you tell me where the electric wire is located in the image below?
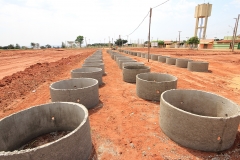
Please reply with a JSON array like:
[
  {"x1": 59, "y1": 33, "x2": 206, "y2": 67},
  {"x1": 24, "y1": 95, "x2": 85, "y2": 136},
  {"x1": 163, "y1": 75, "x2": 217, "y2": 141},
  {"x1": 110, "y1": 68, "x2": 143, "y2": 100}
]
[
  {"x1": 152, "y1": 0, "x2": 170, "y2": 9},
  {"x1": 126, "y1": 0, "x2": 170, "y2": 37},
  {"x1": 127, "y1": 11, "x2": 150, "y2": 36}
]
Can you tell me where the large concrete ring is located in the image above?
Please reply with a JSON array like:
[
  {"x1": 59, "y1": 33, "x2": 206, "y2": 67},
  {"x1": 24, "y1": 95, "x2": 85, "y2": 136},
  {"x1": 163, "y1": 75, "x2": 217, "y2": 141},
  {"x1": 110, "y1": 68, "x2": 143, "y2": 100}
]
[
  {"x1": 71, "y1": 67, "x2": 103, "y2": 86},
  {"x1": 137, "y1": 52, "x2": 142, "y2": 57},
  {"x1": 123, "y1": 65, "x2": 150, "y2": 83},
  {"x1": 187, "y1": 61, "x2": 209, "y2": 72},
  {"x1": 122, "y1": 62, "x2": 144, "y2": 69},
  {"x1": 141, "y1": 53, "x2": 146, "y2": 58},
  {"x1": 0, "y1": 102, "x2": 92, "y2": 160},
  {"x1": 136, "y1": 73, "x2": 177, "y2": 101},
  {"x1": 158, "y1": 56, "x2": 170, "y2": 63},
  {"x1": 145, "y1": 54, "x2": 151, "y2": 59},
  {"x1": 119, "y1": 60, "x2": 137, "y2": 69},
  {"x1": 176, "y1": 58, "x2": 192, "y2": 68},
  {"x1": 82, "y1": 63, "x2": 105, "y2": 75},
  {"x1": 151, "y1": 54, "x2": 159, "y2": 61},
  {"x1": 50, "y1": 78, "x2": 99, "y2": 109},
  {"x1": 133, "y1": 52, "x2": 137, "y2": 56},
  {"x1": 160, "y1": 89, "x2": 240, "y2": 152},
  {"x1": 166, "y1": 57, "x2": 177, "y2": 65},
  {"x1": 116, "y1": 57, "x2": 132, "y2": 65}
]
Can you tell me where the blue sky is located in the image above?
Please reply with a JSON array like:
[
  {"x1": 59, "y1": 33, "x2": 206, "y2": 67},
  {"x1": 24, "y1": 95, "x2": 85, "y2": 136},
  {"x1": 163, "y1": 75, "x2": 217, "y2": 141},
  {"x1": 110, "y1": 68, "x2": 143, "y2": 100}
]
[{"x1": 0, "y1": 0, "x2": 239, "y2": 46}]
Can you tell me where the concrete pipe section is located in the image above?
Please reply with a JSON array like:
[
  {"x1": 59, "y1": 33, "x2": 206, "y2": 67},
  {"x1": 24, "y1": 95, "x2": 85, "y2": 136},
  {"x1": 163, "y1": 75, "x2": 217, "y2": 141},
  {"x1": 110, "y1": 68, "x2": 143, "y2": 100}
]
[
  {"x1": 137, "y1": 52, "x2": 142, "y2": 57},
  {"x1": 116, "y1": 57, "x2": 132, "y2": 64},
  {"x1": 136, "y1": 73, "x2": 177, "y2": 101},
  {"x1": 71, "y1": 67, "x2": 103, "y2": 86},
  {"x1": 187, "y1": 61, "x2": 209, "y2": 72},
  {"x1": 166, "y1": 57, "x2": 177, "y2": 65},
  {"x1": 84, "y1": 60, "x2": 103, "y2": 64},
  {"x1": 133, "y1": 52, "x2": 137, "y2": 56},
  {"x1": 122, "y1": 62, "x2": 145, "y2": 69},
  {"x1": 123, "y1": 65, "x2": 150, "y2": 83},
  {"x1": 82, "y1": 63, "x2": 105, "y2": 75},
  {"x1": 114, "y1": 55, "x2": 125, "y2": 61},
  {"x1": 159, "y1": 89, "x2": 240, "y2": 152},
  {"x1": 141, "y1": 53, "x2": 146, "y2": 58},
  {"x1": 158, "y1": 56, "x2": 170, "y2": 63},
  {"x1": 50, "y1": 78, "x2": 99, "y2": 109},
  {"x1": 119, "y1": 60, "x2": 137, "y2": 69},
  {"x1": 145, "y1": 54, "x2": 151, "y2": 59},
  {"x1": 176, "y1": 58, "x2": 192, "y2": 68},
  {"x1": 0, "y1": 102, "x2": 92, "y2": 160},
  {"x1": 151, "y1": 54, "x2": 159, "y2": 61}
]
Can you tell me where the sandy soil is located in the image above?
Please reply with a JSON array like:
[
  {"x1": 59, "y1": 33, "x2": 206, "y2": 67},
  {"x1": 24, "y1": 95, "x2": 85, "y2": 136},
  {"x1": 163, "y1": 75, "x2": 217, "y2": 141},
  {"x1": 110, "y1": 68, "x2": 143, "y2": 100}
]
[{"x1": 0, "y1": 48, "x2": 240, "y2": 160}]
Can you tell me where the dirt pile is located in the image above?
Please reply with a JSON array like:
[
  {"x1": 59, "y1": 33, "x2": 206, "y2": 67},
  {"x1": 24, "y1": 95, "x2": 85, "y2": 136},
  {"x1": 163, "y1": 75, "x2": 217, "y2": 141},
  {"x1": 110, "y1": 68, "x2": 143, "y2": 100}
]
[{"x1": 0, "y1": 53, "x2": 91, "y2": 111}]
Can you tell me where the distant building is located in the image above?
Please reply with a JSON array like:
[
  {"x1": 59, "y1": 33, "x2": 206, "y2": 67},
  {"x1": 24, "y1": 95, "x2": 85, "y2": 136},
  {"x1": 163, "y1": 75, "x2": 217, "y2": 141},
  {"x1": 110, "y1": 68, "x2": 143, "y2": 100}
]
[
  {"x1": 213, "y1": 36, "x2": 240, "y2": 49},
  {"x1": 151, "y1": 41, "x2": 158, "y2": 47},
  {"x1": 199, "y1": 39, "x2": 214, "y2": 49},
  {"x1": 164, "y1": 40, "x2": 173, "y2": 48}
]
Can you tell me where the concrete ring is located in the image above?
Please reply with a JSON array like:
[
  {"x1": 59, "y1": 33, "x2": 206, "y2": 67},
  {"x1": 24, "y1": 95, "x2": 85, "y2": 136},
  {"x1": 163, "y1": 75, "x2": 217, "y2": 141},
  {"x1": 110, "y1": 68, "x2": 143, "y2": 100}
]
[
  {"x1": 50, "y1": 78, "x2": 99, "y2": 109},
  {"x1": 0, "y1": 102, "x2": 92, "y2": 160},
  {"x1": 160, "y1": 89, "x2": 240, "y2": 152},
  {"x1": 136, "y1": 73, "x2": 177, "y2": 101}
]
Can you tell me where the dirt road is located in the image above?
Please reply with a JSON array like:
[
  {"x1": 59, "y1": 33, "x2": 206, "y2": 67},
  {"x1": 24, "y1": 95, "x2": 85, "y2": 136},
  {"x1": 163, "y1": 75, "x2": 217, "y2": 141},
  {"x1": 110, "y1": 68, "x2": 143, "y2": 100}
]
[{"x1": 0, "y1": 48, "x2": 239, "y2": 159}]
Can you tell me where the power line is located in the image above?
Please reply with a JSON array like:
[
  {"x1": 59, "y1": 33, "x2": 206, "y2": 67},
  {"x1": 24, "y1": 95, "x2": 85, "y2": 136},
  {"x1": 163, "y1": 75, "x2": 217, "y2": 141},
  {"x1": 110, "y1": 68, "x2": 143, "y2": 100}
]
[
  {"x1": 126, "y1": 0, "x2": 170, "y2": 36},
  {"x1": 152, "y1": 0, "x2": 170, "y2": 9},
  {"x1": 127, "y1": 11, "x2": 150, "y2": 36}
]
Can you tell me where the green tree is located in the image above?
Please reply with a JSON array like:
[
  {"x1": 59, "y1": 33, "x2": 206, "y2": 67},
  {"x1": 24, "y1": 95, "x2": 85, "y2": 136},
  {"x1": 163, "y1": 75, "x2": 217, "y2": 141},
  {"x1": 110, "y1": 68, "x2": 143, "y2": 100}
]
[
  {"x1": 61, "y1": 42, "x2": 66, "y2": 48},
  {"x1": 40, "y1": 46, "x2": 46, "y2": 49},
  {"x1": 75, "y1": 36, "x2": 84, "y2": 47},
  {"x1": 15, "y1": 44, "x2": 21, "y2": 49},
  {"x1": 187, "y1": 36, "x2": 199, "y2": 45},
  {"x1": 31, "y1": 42, "x2": 36, "y2": 48},
  {"x1": 45, "y1": 44, "x2": 51, "y2": 48},
  {"x1": 8, "y1": 44, "x2": 15, "y2": 49},
  {"x1": 114, "y1": 39, "x2": 127, "y2": 46},
  {"x1": 158, "y1": 40, "x2": 164, "y2": 45}
]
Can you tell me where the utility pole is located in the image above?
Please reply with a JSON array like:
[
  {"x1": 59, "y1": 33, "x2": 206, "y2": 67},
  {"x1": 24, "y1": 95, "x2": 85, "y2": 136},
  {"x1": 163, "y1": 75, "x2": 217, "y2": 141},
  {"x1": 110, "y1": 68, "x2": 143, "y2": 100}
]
[
  {"x1": 85, "y1": 37, "x2": 87, "y2": 47},
  {"x1": 147, "y1": 8, "x2": 152, "y2": 62},
  {"x1": 178, "y1": 31, "x2": 181, "y2": 48},
  {"x1": 232, "y1": 14, "x2": 240, "y2": 52}
]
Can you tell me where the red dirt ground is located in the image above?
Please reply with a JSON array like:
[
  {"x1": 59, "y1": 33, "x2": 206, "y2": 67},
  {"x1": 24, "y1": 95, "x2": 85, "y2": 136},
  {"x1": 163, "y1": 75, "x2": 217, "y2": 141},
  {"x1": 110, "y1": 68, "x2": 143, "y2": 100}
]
[{"x1": 0, "y1": 48, "x2": 240, "y2": 160}]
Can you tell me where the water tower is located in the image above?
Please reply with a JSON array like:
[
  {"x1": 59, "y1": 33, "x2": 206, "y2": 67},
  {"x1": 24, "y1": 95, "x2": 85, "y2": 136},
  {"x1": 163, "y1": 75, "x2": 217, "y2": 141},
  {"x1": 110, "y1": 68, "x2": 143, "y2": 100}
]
[{"x1": 194, "y1": 3, "x2": 212, "y2": 39}]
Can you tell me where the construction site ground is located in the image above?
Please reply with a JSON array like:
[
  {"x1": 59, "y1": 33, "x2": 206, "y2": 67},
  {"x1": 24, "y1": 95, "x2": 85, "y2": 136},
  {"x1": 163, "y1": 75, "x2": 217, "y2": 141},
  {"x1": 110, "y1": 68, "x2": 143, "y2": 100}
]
[{"x1": 0, "y1": 48, "x2": 240, "y2": 160}]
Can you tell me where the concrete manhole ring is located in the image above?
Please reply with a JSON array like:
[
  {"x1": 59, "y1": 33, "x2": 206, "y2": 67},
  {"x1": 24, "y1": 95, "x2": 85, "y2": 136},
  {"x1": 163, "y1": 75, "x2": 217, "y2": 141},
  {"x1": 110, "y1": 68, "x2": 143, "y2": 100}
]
[
  {"x1": 176, "y1": 58, "x2": 192, "y2": 68},
  {"x1": 166, "y1": 57, "x2": 177, "y2": 65},
  {"x1": 0, "y1": 102, "x2": 92, "y2": 160},
  {"x1": 136, "y1": 73, "x2": 177, "y2": 101},
  {"x1": 187, "y1": 61, "x2": 209, "y2": 72},
  {"x1": 71, "y1": 67, "x2": 103, "y2": 86},
  {"x1": 82, "y1": 63, "x2": 105, "y2": 75},
  {"x1": 123, "y1": 65, "x2": 150, "y2": 83},
  {"x1": 118, "y1": 60, "x2": 136, "y2": 69},
  {"x1": 122, "y1": 62, "x2": 144, "y2": 69},
  {"x1": 151, "y1": 54, "x2": 159, "y2": 61},
  {"x1": 50, "y1": 78, "x2": 99, "y2": 109},
  {"x1": 159, "y1": 89, "x2": 240, "y2": 152},
  {"x1": 158, "y1": 56, "x2": 170, "y2": 63}
]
